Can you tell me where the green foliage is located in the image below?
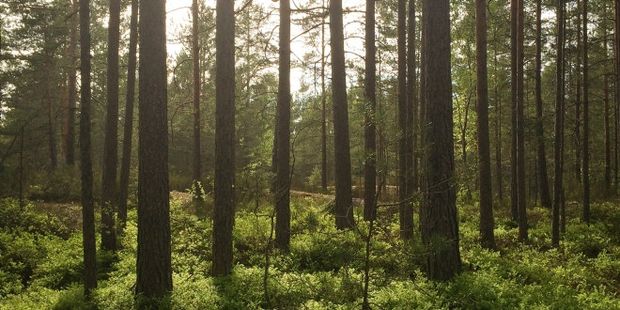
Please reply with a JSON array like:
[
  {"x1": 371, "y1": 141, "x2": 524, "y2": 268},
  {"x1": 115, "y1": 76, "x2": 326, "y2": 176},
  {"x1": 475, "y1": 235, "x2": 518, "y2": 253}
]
[{"x1": 2, "y1": 196, "x2": 620, "y2": 309}]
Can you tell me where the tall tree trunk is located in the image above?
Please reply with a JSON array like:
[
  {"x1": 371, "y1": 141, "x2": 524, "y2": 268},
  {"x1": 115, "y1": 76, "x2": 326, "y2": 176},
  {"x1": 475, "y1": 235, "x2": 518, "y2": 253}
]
[
  {"x1": 615, "y1": 0, "x2": 620, "y2": 194},
  {"x1": 510, "y1": 0, "x2": 519, "y2": 222},
  {"x1": 398, "y1": 0, "x2": 412, "y2": 239},
  {"x1": 191, "y1": 0, "x2": 204, "y2": 208},
  {"x1": 101, "y1": 0, "x2": 121, "y2": 252},
  {"x1": 407, "y1": 0, "x2": 418, "y2": 195},
  {"x1": 476, "y1": 0, "x2": 495, "y2": 249},
  {"x1": 419, "y1": 11, "x2": 427, "y2": 192},
  {"x1": 19, "y1": 127, "x2": 25, "y2": 208},
  {"x1": 118, "y1": 0, "x2": 139, "y2": 230},
  {"x1": 44, "y1": 33, "x2": 57, "y2": 170},
  {"x1": 582, "y1": 0, "x2": 590, "y2": 224},
  {"x1": 63, "y1": 0, "x2": 77, "y2": 166},
  {"x1": 493, "y1": 40, "x2": 503, "y2": 202},
  {"x1": 552, "y1": 0, "x2": 566, "y2": 248},
  {"x1": 575, "y1": 0, "x2": 582, "y2": 184},
  {"x1": 330, "y1": 0, "x2": 354, "y2": 229},
  {"x1": 136, "y1": 0, "x2": 172, "y2": 299},
  {"x1": 535, "y1": 0, "x2": 551, "y2": 210},
  {"x1": 321, "y1": 0, "x2": 328, "y2": 192},
  {"x1": 516, "y1": 0, "x2": 528, "y2": 242},
  {"x1": 420, "y1": 0, "x2": 461, "y2": 281},
  {"x1": 213, "y1": 0, "x2": 236, "y2": 276},
  {"x1": 79, "y1": 0, "x2": 97, "y2": 294},
  {"x1": 605, "y1": 25, "x2": 612, "y2": 197},
  {"x1": 275, "y1": 0, "x2": 291, "y2": 250},
  {"x1": 363, "y1": 0, "x2": 377, "y2": 221}
]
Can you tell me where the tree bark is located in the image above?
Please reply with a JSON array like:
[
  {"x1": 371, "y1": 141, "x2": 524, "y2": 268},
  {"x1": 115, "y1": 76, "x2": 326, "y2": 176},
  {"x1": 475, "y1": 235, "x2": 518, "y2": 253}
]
[
  {"x1": 363, "y1": 0, "x2": 377, "y2": 221},
  {"x1": 407, "y1": 0, "x2": 418, "y2": 196},
  {"x1": 213, "y1": 0, "x2": 236, "y2": 276},
  {"x1": 516, "y1": 0, "x2": 528, "y2": 242},
  {"x1": 575, "y1": 0, "x2": 582, "y2": 184},
  {"x1": 535, "y1": 0, "x2": 551, "y2": 210},
  {"x1": 421, "y1": 0, "x2": 461, "y2": 281},
  {"x1": 101, "y1": 0, "x2": 121, "y2": 252},
  {"x1": 605, "y1": 25, "x2": 611, "y2": 197},
  {"x1": 63, "y1": 0, "x2": 77, "y2": 166},
  {"x1": 398, "y1": 0, "x2": 412, "y2": 239},
  {"x1": 321, "y1": 0, "x2": 328, "y2": 192},
  {"x1": 191, "y1": 0, "x2": 204, "y2": 208},
  {"x1": 476, "y1": 0, "x2": 495, "y2": 249},
  {"x1": 136, "y1": 0, "x2": 172, "y2": 299},
  {"x1": 118, "y1": 0, "x2": 139, "y2": 229},
  {"x1": 275, "y1": 0, "x2": 291, "y2": 250},
  {"x1": 552, "y1": 0, "x2": 566, "y2": 248},
  {"x1": 510, "y1": 0, "x2": 519, "y2": 222},
  {"x1": 330, "y1": 0, "x2": 354, "y2": 229},
  {"x1": 615, "y1": 0, "x2": 620, "y2": 194},
  {"x1": 582, "y1": 0, "x2": 590, "y2": 224},
  {"x1": 79, "y1": 0, "x2": 97, "y2": 294}
]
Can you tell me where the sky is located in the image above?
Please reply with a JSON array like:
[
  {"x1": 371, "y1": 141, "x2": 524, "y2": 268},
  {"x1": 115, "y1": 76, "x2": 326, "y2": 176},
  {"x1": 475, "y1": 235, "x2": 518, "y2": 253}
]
[{"x1": 164, "y1": 0, "x2": 367, "y2": 94}]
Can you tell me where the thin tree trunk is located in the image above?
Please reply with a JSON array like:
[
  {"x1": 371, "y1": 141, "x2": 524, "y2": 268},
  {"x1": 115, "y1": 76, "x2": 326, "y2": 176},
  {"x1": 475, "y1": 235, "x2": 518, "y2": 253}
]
[
  {"x1": 605, "y1": 25, "x2": 612, "y2": 197},
  {"x1": 552, "y1": 0, "x2": 566, "y2": 248},
  {"x1": 510, "y1": 0, "x2": 519, "y2": 222},
  {"x1": 213, "y1": 0, "x2": 236, "y2": 276},
  {"x1": 101, "y1": 0, "x2": 121, "y2": 252},
  {"x1": 476, "y1": 0, "x2": 495, "y2": 249},
  {"x1": 321, "y1": 0, "x2": 328, "y2": 192},
  {"x1": 516, "y1": 0, "x2": 528, "y2": 242},
  {"x1": 330, "y1": 0, "x2": 354, "y2": 229},
  {"x1": 64, "y1": 0, "x2": 77, "y2": 166},
  {"x1": 575, "y1": 0, "x2": 582, "y2": 184},
  {"x1": 136, "y1": 0, "x2": 172, "y2": 298},
  {"x1": 191, "y1": 0, "x2": 204, "y2": 208},
  {"x1": 118, "y1": 0, "x2": 139, "y2": 229},
  {"x1": 582, "y1": 0, "x2": 590, "y2": 224},
  {"x1": 398, "y1": 0, "x2": 412, "y2": 239},
  {"x1": 363, "y1": 0, "x2": 377, "y2": 221},
  {"x1": 407, "y1": 0, "x2": 418, "y2": 194},
  {"x1": 535, "y1": 0, "x2": 551, "y2": 210},
  {"x1": 275, "y1": 0, "x2": 291, "y2": 250},
  {"x1": 19, "y1": 127, "x2": 24, "y2": 208},
  {"x1": 494, "y1": 37, "x2": 503, "y2": 202},
  {"x1": 79, "y1": 0, "x2": 97, "y2": 294},
  {"x1": 420, "y1": 0, "x2": 461, "y2": 281},
  {"x1": 615, "y1": 0, "x2": 620, "y2": 194}
]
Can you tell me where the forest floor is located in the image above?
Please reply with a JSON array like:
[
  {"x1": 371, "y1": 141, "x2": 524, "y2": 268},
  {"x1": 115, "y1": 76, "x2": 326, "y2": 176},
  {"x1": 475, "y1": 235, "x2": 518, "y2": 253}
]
[{"x1": 0, "y1": 191, "x2": 619, "y2": 309}]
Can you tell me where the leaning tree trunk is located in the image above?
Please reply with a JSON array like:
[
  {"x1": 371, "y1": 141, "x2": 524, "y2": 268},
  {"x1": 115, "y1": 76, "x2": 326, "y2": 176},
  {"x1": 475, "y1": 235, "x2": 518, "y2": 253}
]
[
  {"x1": 136, "y1": 0, "x2": 172, "y2": 299},
  {"x1": 101, "y1": 0, "x2": 121, "y2": 252},
  {"x1": 476, "y1": 0, "x2": 496, "y2": 249},
  {"x1": 552, "y1": 0, "x2": 566, "y2": 248},
  {"x1": 330, "y1": 0, "x2": 355, "y2": 229},
  {"x1": 363, "y1": 0, "x2": 377, "y2": 221},
  {"x1": 213, "y1": 0, "x2": 236, "y2": 276},
  {"x1": 535, "y1": 0, "x2": 552, "y2": 210},
  {"x1": 118, "y1": 0, "x2": 139, "y2": 230},
  {"x1": 420, "y1": 0, "x2": 461, "y2": 281},
  {"x1": 275, "y1": 0, "x2": 291, "y2": 250},
  {"x1": 79, "y1": 0, "x2": 97, "y2": 295}
]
